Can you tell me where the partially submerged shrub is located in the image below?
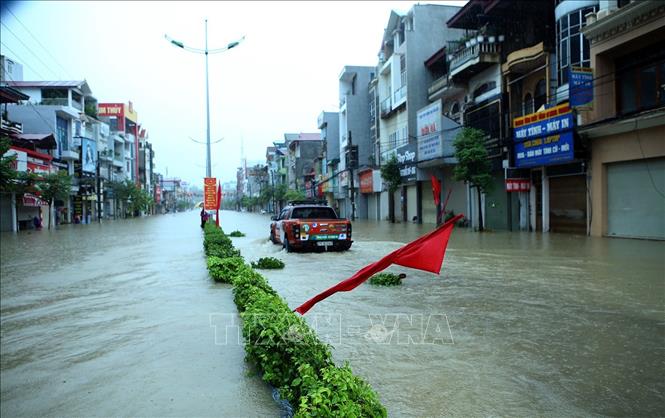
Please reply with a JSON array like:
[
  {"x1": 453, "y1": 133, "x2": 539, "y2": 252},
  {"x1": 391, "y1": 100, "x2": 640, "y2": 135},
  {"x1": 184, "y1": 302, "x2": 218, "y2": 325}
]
[
  {"x1": 369, "y1": 272, "x2": 404, "y2": 286},
  {"x1": 251, "y1": 257, "x2": 285, "y2": 269},
  {"x1": 207, "y1": 256, "x2": 246, "y2": 283},
  {"x1": 229, "y1": 230, "x2": 246, "y2": 237}
]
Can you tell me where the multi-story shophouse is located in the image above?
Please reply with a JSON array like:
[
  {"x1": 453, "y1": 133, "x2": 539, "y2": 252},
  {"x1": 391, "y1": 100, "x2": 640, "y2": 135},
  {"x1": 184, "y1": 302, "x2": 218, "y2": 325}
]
[
  {"x1": 285, "y1": 132, "x2": 321, "y2": 194},
  {"x1": 338, "y1": 66, "x2": 373, "y2": 220},
  {"x1": 376, "y1": 4, "x2": 464, "y2": 224},
  {"x1": 0, "y1": 84, "x2": 58, "y2": 232},
  {"x1": 438, "y1": 0, "x2": 574, "y2": 232},
  {"x1": 578, "y1": 1, "x2": 664, "y2": 239},
  {"x1": 316, "y1": 111, "x2": 341, "y2": 210},
  {"x1": 138, "y1": 127, "x2": 155, "y2": 213},
  {"x1": 6, "y1": 80, "x2": 97, "y2": 224}
]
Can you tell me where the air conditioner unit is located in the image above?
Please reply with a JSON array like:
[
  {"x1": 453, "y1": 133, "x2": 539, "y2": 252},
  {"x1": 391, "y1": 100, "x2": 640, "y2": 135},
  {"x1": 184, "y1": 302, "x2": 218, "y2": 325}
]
[{"x1": 596, "y1": 9, "x2": 609, "y2": 20}]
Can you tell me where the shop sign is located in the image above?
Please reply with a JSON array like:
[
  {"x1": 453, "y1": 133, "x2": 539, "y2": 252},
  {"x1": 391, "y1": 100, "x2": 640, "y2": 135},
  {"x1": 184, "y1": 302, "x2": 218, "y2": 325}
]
[
  {"x1": 396, "y1": 142, "x2": 417, "y2": 183},
  {"x1": 98, "y1": 103, "x2": 125, "y2": 131},
  {"x1": 204, "y1": 177, "x2": 217, "y2": 210},
  {"x1": 569, "y1": 66, "x2": 594, "y2": 109},
  {"x1": 515, "y1": 131, "x2": 574, "y2": 168},
  {"x1": 339, "y1": 170, "x2": 348, "y2": 187},
  {"x1": 513, "y1": 103, "x2": 574, "y2": 168},
  {"x1": 305, "y1": 181, "x2": 313, "y2": 198},
  {"x1": 417, "y1": 100, "x2": 443, "y2": 161},
  {"x1": 505, "y1": 179, "x2": 531, "y2": 192},
  {"x1": 513, "y1": 103, "x2": 573, "y2": 141},
  {"x1": 359, "y1": 170, "x2": 373, "y2": 194},
  {"x1": 22, "y1": 193, "x2": 47, "y2": 207}
]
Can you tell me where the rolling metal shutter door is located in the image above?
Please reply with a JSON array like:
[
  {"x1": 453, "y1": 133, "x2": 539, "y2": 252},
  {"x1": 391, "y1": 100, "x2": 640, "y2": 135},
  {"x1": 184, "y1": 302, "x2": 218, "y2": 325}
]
[
  {"x1": 607, "y1": 158, "x2": 665, "y2": 240},
  {"x1": 549, "y1": 175, "x2": 587, "y2": 234}
]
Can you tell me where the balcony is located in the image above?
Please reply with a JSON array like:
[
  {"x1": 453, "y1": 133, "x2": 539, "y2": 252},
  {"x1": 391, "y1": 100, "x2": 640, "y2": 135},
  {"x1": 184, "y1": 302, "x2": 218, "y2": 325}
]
[
  {"x1": 60, "y1": 150, "x2": 79, "y2": 160},
  {"x1": 40, "y1": 98, "x2": 69, "y2": 106},
  {"x1": 428, "y1": 75, "x2": 466, "y2": 102},
  {"x1": 1, "y1": 118, "x2": 23, "y2": 134},
  {"x1": 113, "y1": 158, "x2": 124, "y2": 168},
  {"x1": 449, "y1": 41, "x2": 500, "y2": 81},
  {"x1": 380, "y1": 97, "x2": 392, "y2": 118},
  {"x1": 393, "y1": 85, "x2": 407, "y2": 104}
]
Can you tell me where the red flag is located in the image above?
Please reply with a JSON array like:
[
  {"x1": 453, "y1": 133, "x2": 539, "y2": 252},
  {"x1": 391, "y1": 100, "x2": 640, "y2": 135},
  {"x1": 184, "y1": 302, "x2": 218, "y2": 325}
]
[
  {"x1": 215, "y1": 183, "x2": 221, "y2": 227},
  {"x1": 294, "y1": 213, "x2": 464, "y2": 315},
  {"x1": 431, "y1": 175, "x2": 441, "y2": 207}
]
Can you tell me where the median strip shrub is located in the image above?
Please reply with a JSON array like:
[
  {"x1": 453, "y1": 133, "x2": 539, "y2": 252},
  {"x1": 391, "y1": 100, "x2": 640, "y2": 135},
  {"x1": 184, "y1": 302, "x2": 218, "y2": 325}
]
[
  {"x1": 202, "y1": 224, "x2": 386, "y2": 417},
  {"x1": 229, "y1": 230, "x2": 246, "y2": 237},
  {"x1": 251, "y1": 257, "x2": 285, "y2": 270},
  {"x1": 368, "y1": 272, "x2": 404, "y2": 286}
]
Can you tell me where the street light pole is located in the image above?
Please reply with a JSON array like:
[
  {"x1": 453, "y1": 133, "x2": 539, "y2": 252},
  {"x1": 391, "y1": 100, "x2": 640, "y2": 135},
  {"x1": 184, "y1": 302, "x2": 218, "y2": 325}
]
[
  {"x1": 204, "y1": 19, "x2": 212, "y2": 178},
  {"x1": 165, "y1": 25, "x2": 244, "y2": 179}
]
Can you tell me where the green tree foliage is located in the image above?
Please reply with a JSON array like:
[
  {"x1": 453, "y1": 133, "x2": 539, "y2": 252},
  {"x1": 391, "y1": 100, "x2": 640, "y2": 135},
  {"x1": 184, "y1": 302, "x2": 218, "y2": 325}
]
[
  {"x1": 380, "y1": 154, "x2": 402, "y2": 223},
  {"x1": 108, "y1": 180, "x2": 153, "y2": 216},
  {"x1": 453, "y1": 127, "x2": 494, "y2": 231},
  {"x1": 284, "y1": 188, "x2": 306, "y2": 202},
  {"x1": 38, "y1": 171, "x2": 72, "y2": 229},
  {"x1": 0, "y1": 136, "x2": 17, "y2": 192}
]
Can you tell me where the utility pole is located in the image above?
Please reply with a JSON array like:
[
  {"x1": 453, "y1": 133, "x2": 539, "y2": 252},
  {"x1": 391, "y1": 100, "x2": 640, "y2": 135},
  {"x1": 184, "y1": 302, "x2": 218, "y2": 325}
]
[
  {"x1": 348, "y1": 130, "x2": 356, "y2": 221},
  {"x1": 96, "y1": 151, "x2": 102, "y2": 223}
]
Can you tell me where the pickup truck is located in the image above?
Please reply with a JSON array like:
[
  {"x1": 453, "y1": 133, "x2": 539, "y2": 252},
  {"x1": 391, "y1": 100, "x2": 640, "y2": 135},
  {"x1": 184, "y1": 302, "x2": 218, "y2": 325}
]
[{"x1": 270, "y1": 201, "x2": 352, "y2": 252}]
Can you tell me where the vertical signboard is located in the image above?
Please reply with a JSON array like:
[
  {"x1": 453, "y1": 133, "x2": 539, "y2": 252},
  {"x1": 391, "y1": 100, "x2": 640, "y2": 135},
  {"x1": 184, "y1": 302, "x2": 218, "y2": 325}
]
[
  {"x1": 396, "y1": 142, "x2": 417, "y2": 183},
  {"x1": 416, "y1": 100, "x2": 443, "y2": 161},
  {"x1": 569, "y1": 66, "x2": 594, "y2": 109},
  {"x1": 81, "y1": 137, "x2": 97, "y2": 174},
  {"x1": 359, "y1": 169, "x2": 374, "y2": 194},
  {"x1": 204, "y1": 177, "x2": 217, "y2": 210}
]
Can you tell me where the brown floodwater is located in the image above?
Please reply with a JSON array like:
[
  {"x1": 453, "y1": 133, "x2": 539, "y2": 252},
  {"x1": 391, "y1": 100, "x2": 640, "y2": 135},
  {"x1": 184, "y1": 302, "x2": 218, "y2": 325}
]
[{"x1": 2, "y1": 210, "x2": 664, "y2": 417}]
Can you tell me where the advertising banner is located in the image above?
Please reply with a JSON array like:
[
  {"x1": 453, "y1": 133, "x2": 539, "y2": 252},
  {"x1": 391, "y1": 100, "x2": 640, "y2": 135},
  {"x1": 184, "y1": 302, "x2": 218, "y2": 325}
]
[
  {"x1": 204, "y1": 177, "x2": 217, "y2": 210},
  {"x1": 359, "y1": 170, "x2": 373, "y2": 194},
  {"x1": 98, "y1": 103, "x2": 125, "y2": 131},
  {"x1": 81, "y1": 137, "x2": 97, "y2": 174},
  {"x1": 570, "y1": 66, "x2": 594, "y2": 109},
  {"x1": 396, "y1": 142, "x2": 417, "y2": 183},
  {"x1": 505, "y1": 179, "x2": 531, "y2": 192},
  {"x1": 417, "y1": 100, "x2": 443, "y2": 161}
]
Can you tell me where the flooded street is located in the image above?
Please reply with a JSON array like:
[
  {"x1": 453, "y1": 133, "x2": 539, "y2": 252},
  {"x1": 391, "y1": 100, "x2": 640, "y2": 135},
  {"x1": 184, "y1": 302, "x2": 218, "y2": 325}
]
[
  {"x1": 1, "y1": 212, "x2": 278, "y2": 417},
  {"x1": 2, "y1": 210, "x2": 664, "y2": 417},
  {"x1": 230, "y1": 210, "x2": 665, "y2": 417}
]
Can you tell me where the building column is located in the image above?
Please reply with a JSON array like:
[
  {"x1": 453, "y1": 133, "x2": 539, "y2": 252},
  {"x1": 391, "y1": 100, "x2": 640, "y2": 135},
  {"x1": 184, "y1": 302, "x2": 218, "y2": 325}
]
[
  {"x1": 529, "y1": 182, "x2": 537, "y2": 231},
  {"x1": 542, "y1": 172, "x2": 550, "y2": 232},
  {"x1": 11, "y1": 192, "x2": 18, "y2": 233}
]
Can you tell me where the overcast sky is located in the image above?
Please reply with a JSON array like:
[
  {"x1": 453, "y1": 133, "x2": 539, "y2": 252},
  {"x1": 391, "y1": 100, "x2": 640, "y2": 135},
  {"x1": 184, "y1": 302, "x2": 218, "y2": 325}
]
[{"x1": 1, "y1": 1, "x2": 465, "y2": 187}]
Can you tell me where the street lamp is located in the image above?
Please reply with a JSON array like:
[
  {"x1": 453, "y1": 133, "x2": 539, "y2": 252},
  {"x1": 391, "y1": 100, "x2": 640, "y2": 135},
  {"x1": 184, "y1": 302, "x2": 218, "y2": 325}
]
[{"x1": 165, "y1": 22, "x2": 244, "y2": 178}]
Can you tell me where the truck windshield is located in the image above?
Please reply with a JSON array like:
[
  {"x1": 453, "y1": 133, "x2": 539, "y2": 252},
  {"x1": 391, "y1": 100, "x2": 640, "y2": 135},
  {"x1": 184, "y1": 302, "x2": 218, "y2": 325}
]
[{"x1": 291, "y1": 207, "x2": 338, "y2": 219}]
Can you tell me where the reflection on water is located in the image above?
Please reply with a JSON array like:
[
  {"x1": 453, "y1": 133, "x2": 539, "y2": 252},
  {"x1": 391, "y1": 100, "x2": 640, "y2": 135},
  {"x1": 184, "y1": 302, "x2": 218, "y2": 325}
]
[
  {"x1": 226, "y1": 210, "x2": 665, "y2": 417},
  {"x1": 1, "y1": 212, "x2": 278, "y2": 417}
]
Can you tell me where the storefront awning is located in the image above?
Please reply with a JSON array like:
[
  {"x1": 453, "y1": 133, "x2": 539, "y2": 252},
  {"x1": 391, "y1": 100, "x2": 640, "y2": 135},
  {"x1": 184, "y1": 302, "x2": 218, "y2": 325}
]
[{"x1": 22, "y1": 193, "x2": 47, "y2": 207}]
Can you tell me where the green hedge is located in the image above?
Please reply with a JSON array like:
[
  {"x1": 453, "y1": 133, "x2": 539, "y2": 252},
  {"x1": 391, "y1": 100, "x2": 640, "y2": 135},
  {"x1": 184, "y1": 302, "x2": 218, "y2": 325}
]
[
  {"x1": 251, "y1": 257, "x2": 285, "y2": 269},
  {"x1": 202, "y1": 224, "x2": 386, "y2": 417}
]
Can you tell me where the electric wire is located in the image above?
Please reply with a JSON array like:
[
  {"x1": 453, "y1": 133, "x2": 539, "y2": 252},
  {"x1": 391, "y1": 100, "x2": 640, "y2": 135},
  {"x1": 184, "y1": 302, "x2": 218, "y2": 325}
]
[{"x1": 0, "y1": 20, "x2": 61, "y2": 80}]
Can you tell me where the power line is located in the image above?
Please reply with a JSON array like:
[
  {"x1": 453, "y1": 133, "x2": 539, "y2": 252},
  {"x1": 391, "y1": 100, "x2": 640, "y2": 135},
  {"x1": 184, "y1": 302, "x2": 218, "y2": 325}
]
[
  {"x1": 1, "y1": 3, "x2": 72, "y2": 79},
  {"x1": 0, "y1": 41, "x2": 47, "y2": 80},
  {"x1": 0, "y1": 20, "x2": 61, "y2": 80}
]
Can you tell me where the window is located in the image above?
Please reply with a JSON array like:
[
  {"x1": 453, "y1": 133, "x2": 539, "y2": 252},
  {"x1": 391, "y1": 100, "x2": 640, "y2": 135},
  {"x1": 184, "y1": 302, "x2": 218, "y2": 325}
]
[
  {"x1": 557, "y1": 6, "x2": 598, "y2": 87},
  {"x1": 523, "y1": 93, "x2": 534, "y2": 115},
  {"x1": 473, "y1": 81, "x2": 497, "y2": 100},
  {"x1": 400, "y1": 55, "x2": 407, "y2": 87},
  {"x1": 56, "y1": 116, "x2": 68, "y2": 152},
  {"x1": 616, "y1": 44, "x2": 665, "y2": 115},
  {"x1": 534, "y1": 79, "x2": 547, "y2": 111}
]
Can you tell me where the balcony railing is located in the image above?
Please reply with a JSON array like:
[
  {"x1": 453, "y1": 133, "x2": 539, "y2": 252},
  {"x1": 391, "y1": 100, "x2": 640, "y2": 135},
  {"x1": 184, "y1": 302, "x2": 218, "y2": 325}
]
[
  {"x1": 393, "y1": 85, "x2": 407, "y2": 103},
  {"x1": 449, "y1": 41, "x2": 500, "y2": 77},
  {"x1": 71, "y1": 100, "x2": 83, "y2": 111},
  {"x1": 40, "y1": 98, "x2": 68, "y2": 106},
  {"x1": 1, "y1": 118, "x2": 23, "y2": 134},
  {"x1": 380, "y1": 97, "x2": 392, "y2": 117}
]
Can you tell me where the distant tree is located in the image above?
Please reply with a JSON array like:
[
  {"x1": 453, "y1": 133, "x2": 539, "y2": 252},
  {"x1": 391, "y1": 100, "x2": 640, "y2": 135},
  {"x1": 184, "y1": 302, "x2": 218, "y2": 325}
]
[
  {"x1": 0, "y1": 136, "x2": 17, "y2": 192},
  {"x1": 37, "y1": 171, "x2": 72, "y2": 229},
  {"x1": 453, "y1": 127, "x2": 494, "y2": 231},
  {"x1": 380, "y1": 154, "x2": 401, "y2": 223},
  {"x1": 284, "y1": 188, "x2": 305, "y2": 203}
]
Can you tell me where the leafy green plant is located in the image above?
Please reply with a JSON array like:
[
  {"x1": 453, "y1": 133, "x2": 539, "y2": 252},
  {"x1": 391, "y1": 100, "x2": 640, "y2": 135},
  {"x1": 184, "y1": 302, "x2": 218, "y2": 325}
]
[
  {"x1": 206, "y1": 256, "x2": 246, "y2": 283},
  {"x1": 453, "y1": 127, "x2": 494, "y2": 231},
  {"x1": 251, "y1": 257, "x2": 285, "y2": 269},
  {"x1": 37, "y1": 171, "x2": 72, "y2": 229},
  {"x1": 229, "y1": 230, "x2": 246, "y2": 237},
  {"x1": 369, "y1": 272, "x2": 404, "y2": 286},
  {"x1": 380, "y1": 154, "x2": 401, "y2": 223},
  {"x1": 294, "y1": 363, "x2": 387, "y2": 417},
  {"x1": 201, "y1": 221, "x2": 386, "y2": 414}
]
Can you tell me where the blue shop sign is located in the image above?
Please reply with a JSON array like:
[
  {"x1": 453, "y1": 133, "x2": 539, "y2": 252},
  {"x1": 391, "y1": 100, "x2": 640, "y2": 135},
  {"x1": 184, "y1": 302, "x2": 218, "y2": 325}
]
[
  {"x1": 515, "y1": 131, "x2": 574, "y2": 168},
  {"x1": 569, "y1": 66, "x2": 594, "y2": 109},
  {"x1": 513, "y1": 112, "x2": 574, "y2": 142}
]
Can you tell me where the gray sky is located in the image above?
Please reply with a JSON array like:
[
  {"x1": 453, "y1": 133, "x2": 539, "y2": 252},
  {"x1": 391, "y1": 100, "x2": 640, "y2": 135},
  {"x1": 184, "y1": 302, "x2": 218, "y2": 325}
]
[{"x1": 1, "y1": 1, "x2": 465, "y2": 187}]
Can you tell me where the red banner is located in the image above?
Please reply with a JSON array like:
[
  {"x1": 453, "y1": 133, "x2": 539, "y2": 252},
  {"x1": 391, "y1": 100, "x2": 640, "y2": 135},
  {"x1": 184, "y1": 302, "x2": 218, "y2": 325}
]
[
  {"x1": 359, "y1": 170, "x2": 373, "y2": 194},
  {"x1": 204, "y1": 177, "x2": 217, "y2": 210}
]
